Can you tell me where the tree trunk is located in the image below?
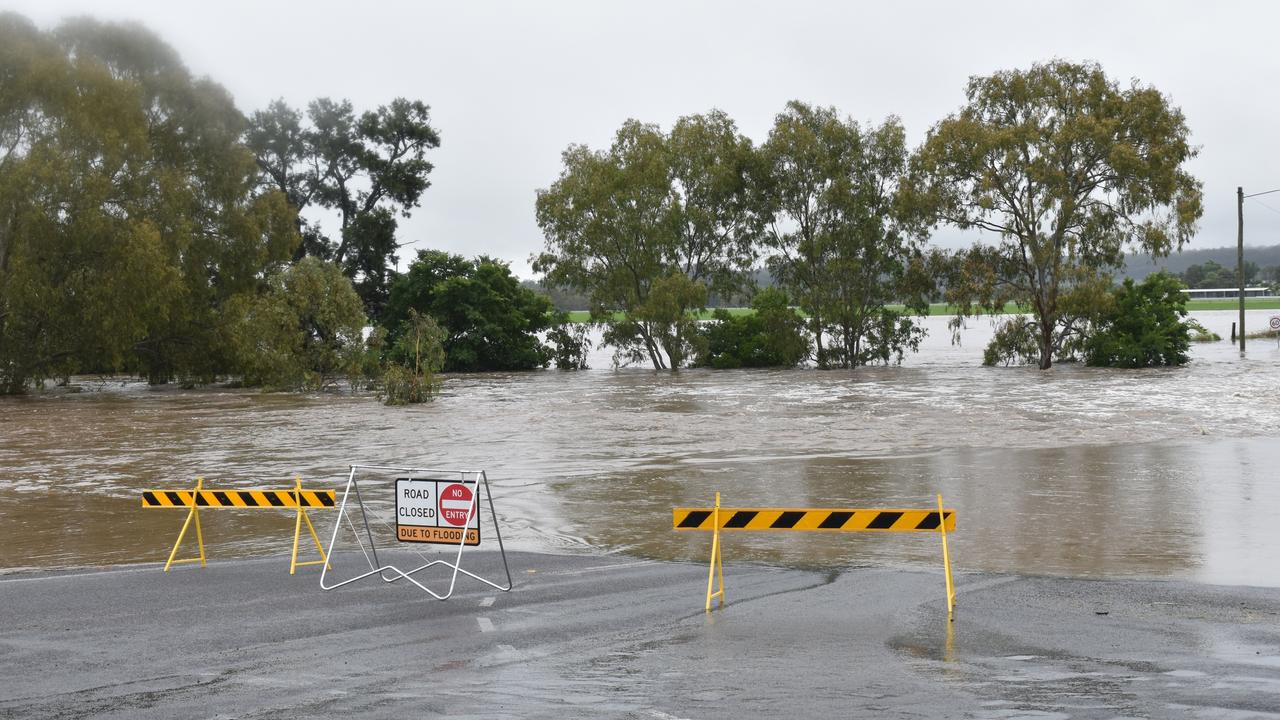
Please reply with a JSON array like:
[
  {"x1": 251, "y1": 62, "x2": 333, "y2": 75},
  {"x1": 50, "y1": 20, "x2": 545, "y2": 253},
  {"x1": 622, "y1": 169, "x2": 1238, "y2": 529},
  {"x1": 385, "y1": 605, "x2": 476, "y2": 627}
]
[
  {"x1": 1038, "y1": 319, "x2": 1054, "y2": 370},
  {"x1": 811, "y1": 313, "x2": 825, "y2": 369}
]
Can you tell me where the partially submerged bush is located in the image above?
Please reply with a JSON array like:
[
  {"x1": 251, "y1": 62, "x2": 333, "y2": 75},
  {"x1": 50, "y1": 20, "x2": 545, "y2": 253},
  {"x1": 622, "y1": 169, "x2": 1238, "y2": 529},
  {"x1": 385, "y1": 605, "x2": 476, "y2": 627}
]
[
  {"x1": 695, "y1": 288, "x2": 810, "y2": 369},
  {"x1": 546, "y1": 312, "x2": 592, "y2": 370},
  {"x1": 379, "y1": 310, "x2": 445, "y2": 405},
  {"x1": 1084, "y1": 273, "x2": 1192, "y2": 368}
]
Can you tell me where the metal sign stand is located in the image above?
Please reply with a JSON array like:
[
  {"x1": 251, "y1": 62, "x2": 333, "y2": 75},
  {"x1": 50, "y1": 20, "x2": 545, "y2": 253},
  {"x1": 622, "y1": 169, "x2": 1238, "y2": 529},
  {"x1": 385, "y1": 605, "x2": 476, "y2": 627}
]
[{"x1": 319, "y1": 464, "x2": 512, "y2": 600}]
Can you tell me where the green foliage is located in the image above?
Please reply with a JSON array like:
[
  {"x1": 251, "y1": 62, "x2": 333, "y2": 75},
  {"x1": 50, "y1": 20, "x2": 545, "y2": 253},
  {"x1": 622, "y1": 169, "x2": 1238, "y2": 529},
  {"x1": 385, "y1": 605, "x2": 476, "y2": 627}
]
[
  {"x1": 535, "y1": 111, "x2": 758, "y2": 369},
  {"x1": 1187, "y1": 320, "x2": 1220, "y2": 343},
  {"x1": 696, "y1": 288, "x2": 810, "y2": 369},
  {"x1": 910, "y1": 60, "x2": 1204, "y2": 369},
  {"x1": 759, "y1": 102, "x2": 931, "y2": 369},
  {"x1": 0, "y1": 14, "x2": 297, "y2": 393},
  {"x1": 246, "y1": 97, "x2": 440, "y2": 318},
  {"x1": 545, "y1": 312, "x2": 592, "y2": 370},
  {"x1": 982, "y1": 318, "x2": 1040, "y2": 367},
  {"x1": 379, "y1": 309, "x2": 445, "y2": 405},
  {"x1": 379, "y1": 364, "x2": 432, "y2": 405},
  {"x1": 1084, "y1": 273, "x2": 1192, "y2": 368},
  {"x1": 383, "y1": 250, "x2": 554, "y2": 372},
  {"x1": 224, "y1": 258, "x2": 367, "y2": 389}
]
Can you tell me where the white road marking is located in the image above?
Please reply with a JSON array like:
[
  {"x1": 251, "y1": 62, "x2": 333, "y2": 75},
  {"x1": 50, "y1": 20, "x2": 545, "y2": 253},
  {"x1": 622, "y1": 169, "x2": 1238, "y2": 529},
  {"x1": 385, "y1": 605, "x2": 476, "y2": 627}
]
[
  {"x1": 551, "y1": 559, "x2": 657, "y2": 576},
  {"x1": 479, "y1": 596, "x2": 496, "y2": 607},
  {"x1": 477, "y1": 617, "x2": 495, "y2": 633}
]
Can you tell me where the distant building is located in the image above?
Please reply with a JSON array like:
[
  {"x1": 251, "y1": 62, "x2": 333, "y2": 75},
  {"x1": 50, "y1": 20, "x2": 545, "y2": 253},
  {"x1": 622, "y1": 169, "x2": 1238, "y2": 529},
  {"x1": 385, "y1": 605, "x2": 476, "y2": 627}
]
[{"x1": 1181, "y1": 287, "x2": 1272, "y2": 300}]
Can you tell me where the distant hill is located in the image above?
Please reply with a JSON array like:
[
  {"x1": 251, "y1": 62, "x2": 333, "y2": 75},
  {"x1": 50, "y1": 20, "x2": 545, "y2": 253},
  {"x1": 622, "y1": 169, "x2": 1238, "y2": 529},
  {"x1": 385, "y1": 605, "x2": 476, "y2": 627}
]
[{"x1": 1124, "y1": 244, "x2": 1280, "y2": 281}]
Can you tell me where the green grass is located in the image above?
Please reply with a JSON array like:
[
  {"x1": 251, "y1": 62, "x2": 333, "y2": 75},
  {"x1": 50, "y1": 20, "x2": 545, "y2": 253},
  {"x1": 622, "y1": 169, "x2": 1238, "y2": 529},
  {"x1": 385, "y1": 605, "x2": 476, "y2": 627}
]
[
  {"x1": 558, "y1": 298, "x2": 1280, "y2": 324},
  {"x1": 1183, "y1": 298, "x2": 1280, "y2": 312}
]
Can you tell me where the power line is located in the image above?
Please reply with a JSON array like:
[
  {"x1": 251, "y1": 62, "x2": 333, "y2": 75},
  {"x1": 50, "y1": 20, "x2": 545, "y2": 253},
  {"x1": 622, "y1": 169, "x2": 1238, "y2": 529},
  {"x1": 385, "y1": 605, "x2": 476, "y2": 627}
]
[
  {"x1": 1252, "y1": 197, "x2": 1280, "y2": 217},
  {"x1": 1243, "y1": 187, "x2": 1280, "y2": 199}
]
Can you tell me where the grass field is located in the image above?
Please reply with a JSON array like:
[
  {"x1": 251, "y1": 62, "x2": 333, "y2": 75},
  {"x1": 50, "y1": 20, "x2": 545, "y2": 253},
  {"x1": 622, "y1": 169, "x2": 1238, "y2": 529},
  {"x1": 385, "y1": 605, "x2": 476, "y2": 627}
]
[{"x1": 560, "y1": 298, "x2": 1280, "y2": 324}]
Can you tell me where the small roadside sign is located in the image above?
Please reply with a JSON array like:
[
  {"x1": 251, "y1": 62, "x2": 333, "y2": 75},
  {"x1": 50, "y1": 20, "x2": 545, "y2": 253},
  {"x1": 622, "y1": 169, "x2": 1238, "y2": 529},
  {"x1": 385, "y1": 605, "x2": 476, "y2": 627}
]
[
  {"x1": 396, "y1": 478, "x2": 480, "y2": 545},
  {"x1": 1269, "y1": 315, "x2": 1280, "y2": 331}
]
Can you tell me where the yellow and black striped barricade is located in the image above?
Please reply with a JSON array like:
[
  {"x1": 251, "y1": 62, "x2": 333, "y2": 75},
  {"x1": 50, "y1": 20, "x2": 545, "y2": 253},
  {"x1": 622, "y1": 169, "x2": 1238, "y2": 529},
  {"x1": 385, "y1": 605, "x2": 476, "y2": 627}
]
[
  {"x1": 141, "y1": 476, "x2": 336, "y2": 574},
  {"x1": 674, "y1": 493, "x2": 957, "y2": 619}
]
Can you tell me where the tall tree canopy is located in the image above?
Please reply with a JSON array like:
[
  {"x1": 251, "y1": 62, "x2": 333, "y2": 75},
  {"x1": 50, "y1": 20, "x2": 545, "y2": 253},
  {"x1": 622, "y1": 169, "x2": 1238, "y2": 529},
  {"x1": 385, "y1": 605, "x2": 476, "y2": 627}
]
[
  {"x1": 0, "y1": 14, "x2": 297, "y2": 392},
  {"x1": 534, "y1": 111, "x2": 757, "y2": 369},
  {"x1": 245, "y1": 97, "x2": 440, "y2": 318},
  {"x1": 759, "y1": 101, "x2": 932, "y2": 368},
  {"x1": 909, "y1": 60, "x2": 1203, "y2": 369}
]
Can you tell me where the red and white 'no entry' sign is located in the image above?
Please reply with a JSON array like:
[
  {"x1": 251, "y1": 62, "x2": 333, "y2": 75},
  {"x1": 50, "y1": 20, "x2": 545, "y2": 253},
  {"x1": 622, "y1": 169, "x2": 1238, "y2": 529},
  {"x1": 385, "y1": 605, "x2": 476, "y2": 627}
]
[{"x1": 439, "y1": 483, "x2": 475, "y2": 526}]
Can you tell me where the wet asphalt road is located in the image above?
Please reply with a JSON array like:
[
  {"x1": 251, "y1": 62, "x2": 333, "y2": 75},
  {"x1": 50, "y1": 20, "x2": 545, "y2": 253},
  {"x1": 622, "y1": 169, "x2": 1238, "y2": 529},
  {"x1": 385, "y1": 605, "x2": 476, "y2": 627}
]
[{"x1": 2, "y1": 551, "x2": 1280, "y2": 719}]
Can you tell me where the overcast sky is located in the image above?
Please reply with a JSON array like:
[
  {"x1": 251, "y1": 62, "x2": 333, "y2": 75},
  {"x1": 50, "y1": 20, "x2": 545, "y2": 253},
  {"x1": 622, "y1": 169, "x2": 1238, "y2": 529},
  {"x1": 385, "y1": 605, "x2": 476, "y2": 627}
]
[{"x1": 7, "y1": 0, "x2": 1280, "y2": 277}]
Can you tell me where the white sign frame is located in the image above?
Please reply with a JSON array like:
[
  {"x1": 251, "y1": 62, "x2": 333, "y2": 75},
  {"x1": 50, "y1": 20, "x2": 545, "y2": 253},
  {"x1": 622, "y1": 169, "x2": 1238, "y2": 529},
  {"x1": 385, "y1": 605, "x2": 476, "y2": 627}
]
[{"x1": 320, "y1": 465, "x2": 512, "y2": 600}]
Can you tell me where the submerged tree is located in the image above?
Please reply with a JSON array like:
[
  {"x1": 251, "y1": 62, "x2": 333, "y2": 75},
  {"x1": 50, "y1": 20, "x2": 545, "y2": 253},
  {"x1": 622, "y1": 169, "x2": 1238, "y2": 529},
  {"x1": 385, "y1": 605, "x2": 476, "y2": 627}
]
[
  {"x1": 380, "y1": 309, "x2": 446, "y2": 405},
  {"x1": 535, "y1": 111, "x2": 758, "y2": 369},
  {"x1": 0, "y1": 14, "x2": 297, "y2": 392},
  {"x1": 224, "y1": 257, "x2": 367, "y2": 389},
  {"x1": 1085, "y1": 272, "x2": 1193, "y2": 368},
  {"x1": 696, "y1": 287, "x2": 810, "y2": 369},
  {"x1": 910, "y1": 60, "x2": 1203, "y2": 369},
  {"x1": 759, "y1": 102, "x2": 932, "y2": 368},
  {"x1": 382, "y1": 250, "x2": 555, "y2": 372}
]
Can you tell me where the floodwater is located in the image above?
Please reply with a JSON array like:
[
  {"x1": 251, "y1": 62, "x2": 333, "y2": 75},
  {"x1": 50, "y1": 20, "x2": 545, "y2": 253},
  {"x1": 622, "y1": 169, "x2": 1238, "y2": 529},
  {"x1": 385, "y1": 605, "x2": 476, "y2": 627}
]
[{"x1": 1, "y1": 310, "x2": 1279, "y2": 587}]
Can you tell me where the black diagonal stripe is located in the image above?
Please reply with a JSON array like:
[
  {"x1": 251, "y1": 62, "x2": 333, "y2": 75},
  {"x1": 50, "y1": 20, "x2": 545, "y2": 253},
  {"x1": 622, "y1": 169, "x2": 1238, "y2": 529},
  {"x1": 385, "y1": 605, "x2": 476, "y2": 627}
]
[
  {"x1": 265, "y1": 492, "x2": 286, "y2": 507},
  {"x1": 234, "y1": 492, "x2": 259, "y2": 507},
  {"x1": 724, "y1": 511, "x2": 758, "y2": 529},
  {"x1": 868, "y1": 511, "x2": 903, "y2": 529},
  {"x1": 143, "y1": 491, "x2": 159, "y2": 507},
  {"x1": 212, "y1": 491, "x2": 232, "y2": 507},
  {"x1": 318, "y1": 493, "x2": 335, "y2": 507},
  {"x1": 915, "y1": 512, "x2": 942, "y2": 530},
  {"x1": 678, "y1": 511, "x2": 711, "y2": 529},
  {"x1": 772, "y1": 511, "x2": 806, "y2": 529},
  {"x1": 165, "y1": 492, "x2": 187, "y2": 506},
  {"x1": 819, "y1": 511, "x2": 853, "y2": 529},
  {"x1": 195, "y1": 493, "x2": 210, "y2": 506}
]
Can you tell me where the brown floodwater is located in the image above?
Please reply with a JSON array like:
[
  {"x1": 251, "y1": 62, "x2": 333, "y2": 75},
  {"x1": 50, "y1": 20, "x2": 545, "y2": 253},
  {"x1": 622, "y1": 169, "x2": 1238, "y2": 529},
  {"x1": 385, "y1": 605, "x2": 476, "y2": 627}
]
[{"x1": 1, "y1": 310, "x2": 1279, "y2": 586}]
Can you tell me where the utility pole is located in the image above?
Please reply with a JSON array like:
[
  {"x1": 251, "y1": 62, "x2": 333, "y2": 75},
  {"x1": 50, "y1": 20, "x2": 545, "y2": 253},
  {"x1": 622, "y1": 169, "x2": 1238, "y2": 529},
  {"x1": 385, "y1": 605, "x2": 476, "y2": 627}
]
[{"x1": 1238, "y1": 186, "x2": 1245, "y2": 352}]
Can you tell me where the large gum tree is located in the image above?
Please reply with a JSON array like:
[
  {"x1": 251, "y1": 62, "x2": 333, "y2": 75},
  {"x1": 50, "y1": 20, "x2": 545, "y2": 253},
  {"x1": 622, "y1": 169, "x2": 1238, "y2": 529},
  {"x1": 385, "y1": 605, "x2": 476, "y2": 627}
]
[
  {"x1": 759, "y1": 101, "x2": 932, "y2": 369},
  {"x1": 534, "y1": 111, "x2": 757, "y2": 369},
  {"x1": 909, "y1": 60, "x2": 1203, "y2": 369}
]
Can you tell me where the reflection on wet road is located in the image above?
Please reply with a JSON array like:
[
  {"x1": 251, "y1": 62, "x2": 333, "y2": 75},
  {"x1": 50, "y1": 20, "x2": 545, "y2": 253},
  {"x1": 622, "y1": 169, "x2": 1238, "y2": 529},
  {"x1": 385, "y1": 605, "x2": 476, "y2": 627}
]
[{"x1": 2, "y1": 311, "x2": 1278, "y2": 585}]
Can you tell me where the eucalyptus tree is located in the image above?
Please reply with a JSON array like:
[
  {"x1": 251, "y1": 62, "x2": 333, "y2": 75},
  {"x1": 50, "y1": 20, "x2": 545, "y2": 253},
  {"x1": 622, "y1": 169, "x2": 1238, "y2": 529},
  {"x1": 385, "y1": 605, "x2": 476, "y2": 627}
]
[
  {"x1": 0, "y1": 14, "x2": 296, "y2": 391},
  {"x1": 245, "y1": 97, "x2": 440, "y2": 317},
  {"x1": 534, "y1": 111, "x2": 757, "y2": 369},
  {"x1": 909, "y1": 60, "x2": 1203, "y2": 369},
  {"x1": 758, "y1": 101, "x2": 930, "y2": 368},
  {"x1": 57, "y1": 18, "x2": 300, "y2": 384}
]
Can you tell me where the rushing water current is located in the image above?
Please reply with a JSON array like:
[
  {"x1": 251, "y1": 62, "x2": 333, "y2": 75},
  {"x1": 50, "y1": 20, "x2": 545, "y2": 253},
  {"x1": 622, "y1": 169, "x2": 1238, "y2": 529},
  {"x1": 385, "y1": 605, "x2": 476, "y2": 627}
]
[{"x1": 2, "y1": 310, "x2": 1279, "y2": 586}]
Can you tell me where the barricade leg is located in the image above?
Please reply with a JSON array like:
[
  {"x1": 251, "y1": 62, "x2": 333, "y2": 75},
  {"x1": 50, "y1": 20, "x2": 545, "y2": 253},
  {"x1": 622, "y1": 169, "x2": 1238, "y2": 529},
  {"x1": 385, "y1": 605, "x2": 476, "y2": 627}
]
[
  {"x1": 291, "y1": 476, "x2": 330, "y2": 574},
  {"x1": 938, "y1": 493, "x2": 955, "y2": 621},
  {"x1": 706, "y1": 492, "x2": 725, "y2": 612},
  {"x1": 163, "y1": 478, "x2": 207, "y2": 571}
]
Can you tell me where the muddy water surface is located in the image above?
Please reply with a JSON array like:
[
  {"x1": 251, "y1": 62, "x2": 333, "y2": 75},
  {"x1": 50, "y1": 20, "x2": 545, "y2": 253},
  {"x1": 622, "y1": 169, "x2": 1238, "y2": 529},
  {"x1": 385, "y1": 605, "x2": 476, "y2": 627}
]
[{"x1": 1, "y1": 310, "x2": 1278, "y2": 585}]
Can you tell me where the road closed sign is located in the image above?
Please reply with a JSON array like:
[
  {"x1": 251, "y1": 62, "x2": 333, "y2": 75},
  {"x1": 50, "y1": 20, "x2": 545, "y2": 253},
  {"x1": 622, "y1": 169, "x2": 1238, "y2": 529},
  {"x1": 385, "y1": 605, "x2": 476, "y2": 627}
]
[{"x1": 395, "y1": 478, "x2": 480, "y2": 545}]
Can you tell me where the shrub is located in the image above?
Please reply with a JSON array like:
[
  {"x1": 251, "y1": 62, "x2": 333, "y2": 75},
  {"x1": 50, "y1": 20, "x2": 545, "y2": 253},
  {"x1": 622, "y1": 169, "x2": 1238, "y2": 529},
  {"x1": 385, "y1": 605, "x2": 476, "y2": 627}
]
[
  {"x1": 1084, "y1": 272, "x2": 1192, "y2": 368},
  {"x1": 696, "y1": 288, "x2": 810, "y2": 369}
]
